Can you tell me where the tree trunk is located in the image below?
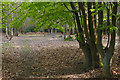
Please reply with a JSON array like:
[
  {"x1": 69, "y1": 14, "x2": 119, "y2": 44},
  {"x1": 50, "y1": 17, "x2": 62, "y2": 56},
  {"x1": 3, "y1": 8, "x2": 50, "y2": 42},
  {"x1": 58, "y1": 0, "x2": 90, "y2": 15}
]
[
  {"x1": 119, "y1": 18, "x2": 120, "y2": 43},
  {"x1": 93, "y1": 2, "x2": 97, "y2": 29},
  {"x1": 70, "y1": 28, "x2": 73, "y2": 35},
  {"x1": 48, "y1": 28, "x2": 50, "y2": 33},
  {"x1": 55, "y1": 28, "x2": 57, "y2": 34},
  {"x1": 81, "y1": 44, "x2": 92, "y2": 68},
  {"x1": 87, "y1": 2, "x2": 99, "y2": 68},
  {"x1": 9, "y1": 28, "x2": 13, "y2": 41},
  {"x1": 68, "y1": 25, "x2": 72, "y2": 37},
  {"x1": 102, "y1": 2, "x2": 118, "y2": 78},
  {"x1": 4, "y1": 6, "x2": 9, "y2": 39},
  {"x1": 90, "y1": 43, "x2": 99, "y2": 68},
  {"x1": 5, "y1": 23, "x2": 9, "y2": 39},
  {"x1": 102, "y1": 52, "x2": 112, "y2": 78},
  {"x1": 5, "y1": 3, "x2": 10, "y2": 40},
  {"x1": 14, "y1": 28, "x2": 18, "y2": 36},
  {"x1": 9, "y1": 9, "x2": 14, "y2": 41},
  {"x1": 71, "y1": 2, "x2": 99, "y2": 68},
  {"x1": 118, "y1": 2, "x2": 120, "y2": 40},
  {"x1": 97, "y1": 2, "x2": 104, "y2": 64},
  {"x1": 64, "y1": 24, "x2": 67, "y2": 39},
  {"x1": 51, "y1": 27, "x2": 53, "y2": 34}
]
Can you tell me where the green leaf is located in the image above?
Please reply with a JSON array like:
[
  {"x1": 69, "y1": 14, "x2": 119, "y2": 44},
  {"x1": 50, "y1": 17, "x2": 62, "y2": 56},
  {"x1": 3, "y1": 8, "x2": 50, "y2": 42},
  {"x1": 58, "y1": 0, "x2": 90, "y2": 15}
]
[
  {"x1": 90, "y1": 9, "x2": 95, "y2": 12},
  {"x1": 100, "y1": 62, "x2": 103, "y2": 67}
]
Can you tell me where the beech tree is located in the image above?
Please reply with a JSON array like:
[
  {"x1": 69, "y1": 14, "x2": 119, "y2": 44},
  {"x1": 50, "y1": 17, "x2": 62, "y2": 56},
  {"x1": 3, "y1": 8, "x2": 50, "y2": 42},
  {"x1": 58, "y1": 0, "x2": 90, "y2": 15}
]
[
  {"x1": 71, "y1": 2, "x2": 118, "y2": 77},
  {"x1": 2, "y1": 2, "x2": 22, "y2": 40}
]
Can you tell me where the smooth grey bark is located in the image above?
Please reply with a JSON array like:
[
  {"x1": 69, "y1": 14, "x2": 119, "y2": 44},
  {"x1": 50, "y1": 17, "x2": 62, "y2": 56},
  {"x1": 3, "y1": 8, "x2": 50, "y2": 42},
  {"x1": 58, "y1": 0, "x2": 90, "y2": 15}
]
[
  {"x1": 9, "y1": 28, "x2": 13, "y2": 41},
  {"x1": 103, "y1": 51, "x2": 112, "y2": 78},
  {"x1": 5, "y1": 24, "x2": 9, "y2": 39},
  {"x1": 81, "y1": 44, "x2": 92, "y2": 68},
  {"x1": 3, "y1": 4, "x2": 9, "y2": 39},
  {"x1": 9, "y1": 5, "x2": 14, "y2": 41},
  {"x1": 13, "y1": 3, "x2": 19, "y2": 36}
]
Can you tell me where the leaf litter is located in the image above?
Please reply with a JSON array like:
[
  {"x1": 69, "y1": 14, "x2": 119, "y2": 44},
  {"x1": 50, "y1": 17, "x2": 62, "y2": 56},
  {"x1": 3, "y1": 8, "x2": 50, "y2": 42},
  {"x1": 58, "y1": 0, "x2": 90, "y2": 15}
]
[{"x1": 2, "y1": 33, "x2": 120, "y2": 78}]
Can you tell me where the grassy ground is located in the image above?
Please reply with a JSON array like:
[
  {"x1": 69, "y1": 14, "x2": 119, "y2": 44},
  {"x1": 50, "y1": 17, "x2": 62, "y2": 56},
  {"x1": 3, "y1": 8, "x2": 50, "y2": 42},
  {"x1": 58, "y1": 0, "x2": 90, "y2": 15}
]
[{"x1": 2, "y1": 33, "x2": 120, "y2": 79}]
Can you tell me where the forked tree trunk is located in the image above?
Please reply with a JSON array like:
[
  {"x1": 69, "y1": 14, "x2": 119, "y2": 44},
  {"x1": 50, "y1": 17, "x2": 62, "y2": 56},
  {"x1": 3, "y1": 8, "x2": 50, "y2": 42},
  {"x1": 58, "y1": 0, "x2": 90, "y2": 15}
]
[
  {"x1": 102, "y1": 2, "x2": 118, "y2": 78},
  {"x1": 78, "y1": 2, "x2": 93, "y2": 68},
  {"x1": 71, "y1": 2, "x2": 99, "y2": 68},
  {"x1": 87, "y1": 2, "x2": 99, "y2": 68}
]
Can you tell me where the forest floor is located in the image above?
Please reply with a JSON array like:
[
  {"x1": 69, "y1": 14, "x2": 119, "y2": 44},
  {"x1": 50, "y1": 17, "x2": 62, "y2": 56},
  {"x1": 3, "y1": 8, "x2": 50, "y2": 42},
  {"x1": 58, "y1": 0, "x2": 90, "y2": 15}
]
[{"x1": 1, "y1": 32, "x2": 120, "y2": 79}]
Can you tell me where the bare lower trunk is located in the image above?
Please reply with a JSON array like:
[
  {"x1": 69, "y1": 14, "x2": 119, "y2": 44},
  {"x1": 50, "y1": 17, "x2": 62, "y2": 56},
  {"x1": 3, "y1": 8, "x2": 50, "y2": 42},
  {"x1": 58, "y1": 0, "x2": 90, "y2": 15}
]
[
  {"x1": 92, "y1": 52, "x2": 99, "y2": 68},
  {"x1": 9, "y1": 28, "x2": 13, "y2": 41},
  {"x1": 80, "y1": 42, "x2": 98, "y2": 68},
  {"x1": 102, "y1": 2, "x2": 118, "y2": 78},
  {"x1": 20, "y1": 26, "x2": 23, "y2": 34},
  {"x1": 82, "y1": 47, "x2": 92, "y2": 68},
  {"x1": 80, "y1": 42, "x2": 99, "y2": 69},
  {"x1": 90, "y1": 43, "x2": 99, "y2": 68},
  {"x1": 5, "y1": 26, "x2": 9, "y2": 39},
  {"x1": 103, "y1": 52, "x2": 112, "y2": 78}
]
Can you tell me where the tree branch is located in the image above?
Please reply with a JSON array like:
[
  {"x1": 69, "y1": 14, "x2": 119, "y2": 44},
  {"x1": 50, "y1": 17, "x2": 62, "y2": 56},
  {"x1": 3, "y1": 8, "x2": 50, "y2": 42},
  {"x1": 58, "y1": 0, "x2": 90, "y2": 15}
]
[
  {"x1": 70, "y1": 2, "x2": 85, "y2": 43},
  {"x1": 97, "y1": 2, "x2": 104, "y2": 56},
  {"x1": 63, "y1": 3, "x2": 74, "y2": 13},
  {"x1": 109, "y1": 2, "x2": 118, "y2": 54},
  {"x1": 105, "y1": 2, "x2": 110, "y2": 49},
  {"x1": 78, "y1": 2, "x2": 90, "y2": 42}
]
